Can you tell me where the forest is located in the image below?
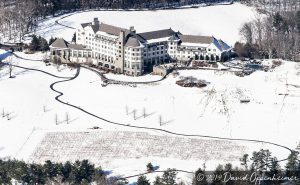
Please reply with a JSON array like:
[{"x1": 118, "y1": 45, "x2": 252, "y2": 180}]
[{"x1": 236, "y1": 10, "x2": 300, "y2": 61}]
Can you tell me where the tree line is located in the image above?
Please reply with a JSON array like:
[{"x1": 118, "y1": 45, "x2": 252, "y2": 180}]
[
  {"x1": 2, "y1": 148, "x2": 298, "y2": 185},
  {"x1": 0, "y1": 159, "x2": 129, "y2": 185},
  {"x1": 236, "y1": 10, "x2": 300, "y2": 61},
  {"x1": 239, "y1": 0, "x2": 299, "y2": 13},
  {"x1": 136, "y1": 149, "x2": 300, "y2": 185}
]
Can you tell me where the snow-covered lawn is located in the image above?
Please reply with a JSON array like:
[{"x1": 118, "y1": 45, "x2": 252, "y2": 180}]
[
  {"x1": 34, "y1": 3, "x2": 257, "y2": 45},
  {"x1": 1, "y1": 51, "x2": 299, "y2": 182},
  {"x1": 104, "y1": 73, "x2": 162, "y2": 82}
]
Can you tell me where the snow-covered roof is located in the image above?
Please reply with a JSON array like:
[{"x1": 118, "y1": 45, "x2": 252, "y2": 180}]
[
  {"x1": 180, "y1": 42, "x2": 210, "y2": 48},
  {"x1": 179, "y1": 35, "x2": 213, "y2": 44},
  {"x1": 81, "y1": 19, "x2": 130, "y2": 36},
  {"x1": 178, "y1": 35, "x2": 231, "y2": 52},
  {"x1": 146, "y1": 37, "x2": 170, "y2": 44},
  {"x1": 211, "y1": 37, "x2": 232, "y2": 52},
  {"x1": 0, "y1": 50, "x2": 11, "y2": 60},
  {"x1": 50, "y1": 38, "x2": 89, "y2": 51},
  {"x1": 138, "y1": 28, "x2": 175, "y2": 41}
]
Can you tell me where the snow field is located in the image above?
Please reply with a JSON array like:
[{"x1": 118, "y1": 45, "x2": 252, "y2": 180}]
[{"x1": 34, "y1": 3, "x2": 257, "y2": 45}]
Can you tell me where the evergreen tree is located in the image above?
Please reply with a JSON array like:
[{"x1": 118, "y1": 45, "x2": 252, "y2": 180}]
[
  {"x1": 264, "y1": 157, "x2": 282, "y2": 185},
  {"x1": 224, "y1": 163, "x2": 234, "y2": 185},
  {"x1": 153, "y1": 176, "x2": 163, "y2": 185},
  {"x1": 51, "y1": 0, "x2": 62, "y2": 16},
  {"x1": 73, "y1": 160, "x2": 95, "y2": 184},
  {"x1": 61, "y1": 161, "x2": 73, "y2": 183},
  {"x1": 211, "y1": 165, "x2": 224, "y2": 185},
  {"x1": 31, "y1": 35, "x2": 40, "y2": 51},
  {"x1": 273, "y1": 12, "x2": 284, "y2": 32},
  {"x1": 39, "y1": 36, "x2": 49, "y2": 51},
  {"x1": 146, "y1": 162, "x2": 154, "y2": 172},
  {"x1": 137, "y1": 175, "x2": 150, "y2": 185},
  {"x1": 29, "y1": 163, "x2": 46, "y2": 184},
  {"x1": 193, "y1": 168, "x2": 208, "y2": 185},
  {"x1": 285, "y1": 151, "x2": 299, "y2": 178},
  {"x1": 0, "y1": 160, "x2": 11, "y2": 184},
  {"x1": 250, "y1": 149, "x2": 272, "y2": 172},
  {"x1": 44, "y1": 160, "x2": 60, "y2": 180},
  {"x1": 240, "y1": 154, "x2": 249, "y2": 170},
  {"x1": 161, "y1": 168, "x2": 177, "y2": 185}
]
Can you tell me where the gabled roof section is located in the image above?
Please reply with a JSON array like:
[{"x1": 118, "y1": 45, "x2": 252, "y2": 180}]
[
  {"x1": 179, "y1": 35, "x2": 213, "y2": 44},
  {"x1": 212, "y1": 38, "x2": 232, "y2": 52},
  {"x1": 169, "y1": 34, "x2": 181, "y2": 41},
  {"x1": 68, "y1": 44, "x2": 86, "y2": 50},
  {"x1": 81, "y1": 21, "x2": 129, "y2": 36},
  {"x1": 138, "y1": 28, "x2": 175, "y2": 40},
  {"x1": 99, "y1": 23, "x2": 129, "y2": 36},
  {"x1": 81, "y1": 23, "x2": 90, "y2": 28},
  {"x1": 125, "y1": 36, "x2": 142, "y2": 47},
  {"x1": 218, "y1": 39, "x2": 231, "y2": 51},
  {"x1": 50, "y1": 38, "x2": 90, "y2": 51},
  {"x1": 50, "y1": 38, "x2": 69, "y2": 49},
  {"x1": 91, "y1": 24, "x2": 100, "y2": 33}
]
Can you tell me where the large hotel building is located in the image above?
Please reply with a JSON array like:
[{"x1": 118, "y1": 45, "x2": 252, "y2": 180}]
[{"x1": 50, "y1": 18, "x2": 231, "y2": 76}]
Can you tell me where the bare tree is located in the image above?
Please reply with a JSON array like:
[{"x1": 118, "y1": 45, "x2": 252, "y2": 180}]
[
  {"x1": 240, "y1": 22, "x2": 254, "y2": 44},
  {"x1": 2, "y1": 108, "x2": 5, "y2": 118},
  {"x1": 65, "y1": 112, "x2": 69, "y2": 124},
  {"x1": 55, "y1": 114, "x2": 59, "y2": 125}
]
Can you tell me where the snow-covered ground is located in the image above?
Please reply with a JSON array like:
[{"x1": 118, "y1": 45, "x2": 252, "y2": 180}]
[
  {"x1": 0, "y1": 4, "x2": 297, "y2": 182},
  {"x1": 104, "y1": 73, "x2": 162, "y2": 82},
  {"x1": 1, "y1": 50, "x2": 299, "y2": 183},
  {"x1": 33, "y1": 2, "x2": 257, "y2": 45}
]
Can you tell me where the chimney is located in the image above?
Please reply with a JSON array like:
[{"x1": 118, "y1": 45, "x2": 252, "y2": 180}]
[
  {"x1": 93, "y1": 17, "x2": 99, "y2": 26},
  {"x1": 130, "y1": 26, "x2": 136, "y2": 34}
]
